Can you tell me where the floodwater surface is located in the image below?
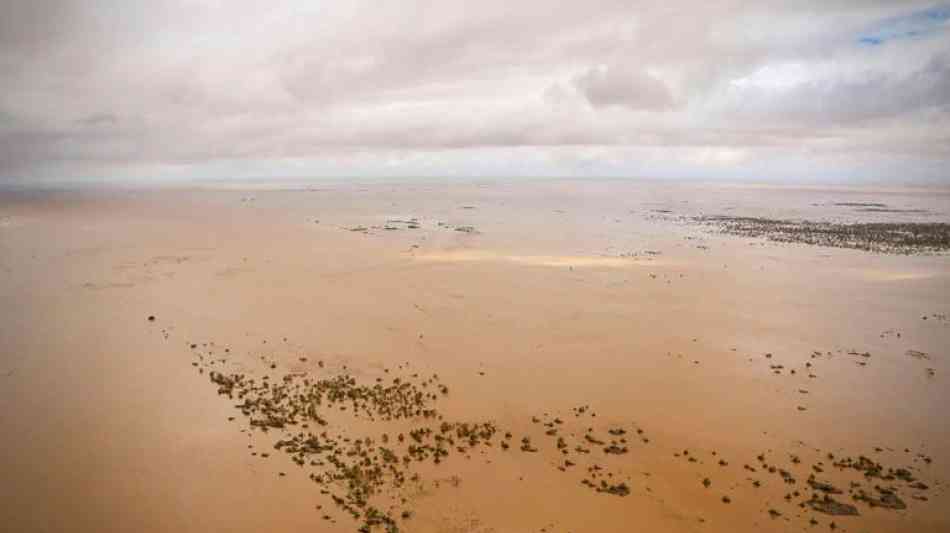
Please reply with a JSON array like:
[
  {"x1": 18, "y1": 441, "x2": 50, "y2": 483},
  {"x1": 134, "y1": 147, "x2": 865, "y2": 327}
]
[{"x1": 1, "y1": 179, "x2": 948, "y2": 532}]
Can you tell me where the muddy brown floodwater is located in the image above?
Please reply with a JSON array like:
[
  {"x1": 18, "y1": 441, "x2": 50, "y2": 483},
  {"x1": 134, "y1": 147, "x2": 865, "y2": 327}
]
[{"x1": 1, "y1": 179, "x2": 948, "y2": 532}]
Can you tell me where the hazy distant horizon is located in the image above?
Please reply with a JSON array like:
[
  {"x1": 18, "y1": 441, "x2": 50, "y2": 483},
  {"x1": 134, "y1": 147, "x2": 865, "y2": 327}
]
[{"x1": 4, "y1": 175, "x2": 950, "y2": 194}]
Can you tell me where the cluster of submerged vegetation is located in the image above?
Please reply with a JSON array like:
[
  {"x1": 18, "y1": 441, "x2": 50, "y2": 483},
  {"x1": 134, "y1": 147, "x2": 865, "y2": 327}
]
[
  {"x1": 183, "y1": 336, "x2": 937, "y2": 532},
  {"x1": 200, "y1": 356, "x2": 645, "y2": 531},
  {"x1": 695, "y1": 215, "x2": 950, "y2": 254}
]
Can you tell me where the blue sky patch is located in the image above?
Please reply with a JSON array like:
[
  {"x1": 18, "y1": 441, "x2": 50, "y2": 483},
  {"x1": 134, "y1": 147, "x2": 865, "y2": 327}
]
[{"x1": 858, "y1": 5, "x2": 950, "y2": 45}]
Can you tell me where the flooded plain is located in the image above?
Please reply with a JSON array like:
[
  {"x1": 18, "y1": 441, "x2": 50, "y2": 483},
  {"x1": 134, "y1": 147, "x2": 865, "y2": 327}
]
[{"x1": 1, "y1": 179, "x2": 948, "y2": 532}]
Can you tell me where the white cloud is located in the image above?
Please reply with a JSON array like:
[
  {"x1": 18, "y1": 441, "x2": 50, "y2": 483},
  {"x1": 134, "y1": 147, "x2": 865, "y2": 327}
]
[{"x1": 0, "y1": 0, "x2": 948, "y2": 182}]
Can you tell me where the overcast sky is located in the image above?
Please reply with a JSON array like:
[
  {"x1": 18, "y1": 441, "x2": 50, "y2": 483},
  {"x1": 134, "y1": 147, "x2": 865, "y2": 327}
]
[{"x1": 1, "y1": 1, "x2": 949, "y2": 183}]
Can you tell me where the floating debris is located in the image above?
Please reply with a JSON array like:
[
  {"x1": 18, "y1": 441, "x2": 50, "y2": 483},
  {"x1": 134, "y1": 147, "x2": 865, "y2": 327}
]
[
  {"x1": 694, "y1": 216, "x2": 950, "y2": 254},
  {"x1": 854, "y1": 487, "x2": 907, "y2": 510},
  {"x1": 807, "y1": 477, "x2": 842, "y2": 494},
  {"x1": 806, "y1": 495, "x2": 860, "y2": 516},
  {"x1": 598, "y1": 482, "x2": 630, "y2": 497}
]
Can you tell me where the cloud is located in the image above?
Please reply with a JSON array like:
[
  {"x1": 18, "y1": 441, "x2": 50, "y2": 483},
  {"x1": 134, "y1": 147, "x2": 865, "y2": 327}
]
[
  {"x1": 571, "y1": 65, "x2": 675, "y2": 110},
  {"x1": 0, "y1": 0, "x2": 948, "y2": 182},
  {"x1": 858, "y1": 5, "x2": 950, "y2": 45},
  {"x1": 75, "y1": 113, "x2": 119, "y2": 128},
  {"x1": 725, "y1": 50, "x2": 950, "y2": 125}
]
